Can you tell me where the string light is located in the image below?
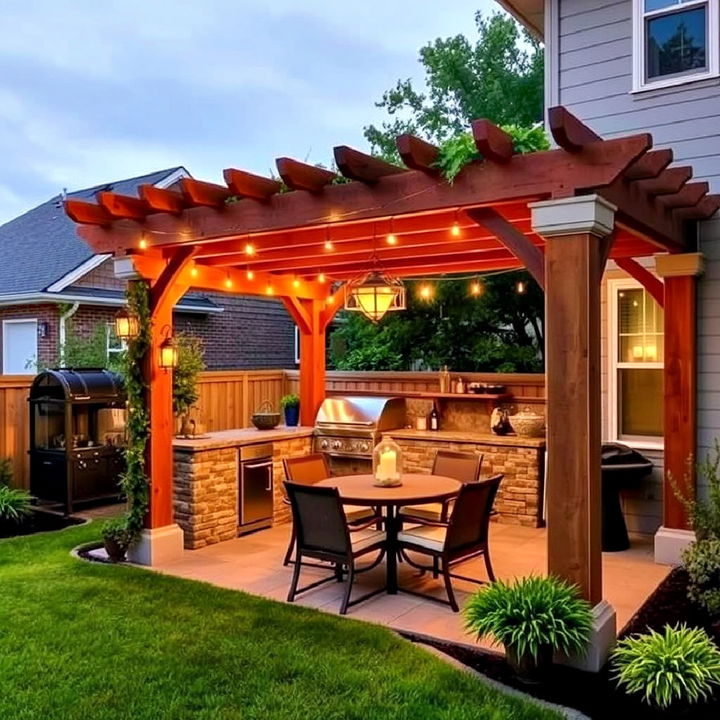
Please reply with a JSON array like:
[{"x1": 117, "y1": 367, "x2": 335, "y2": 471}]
[
  {"x1": 246, "y1": 269, "x2": 255, "y2": 280},
  {"x1": 318, "y1": 272, "x2": 326, "y2": 283},
  {"x1": 470, "y1": 277, "x2": 484, "y2": 297},
  {"x1": 190, "y1": 265, "x2": 198, "y2": 278},
  {"x1": 224, "y1": 274, "x2": 233, "y2": 289},
  {"x1": 386, "y1": 234, "x2": 398, "y2": 245},
  {"x1": 451, "y1": 222, "x2": 461, "y2": 237},
  {"x1": 293, "y1": 277, "x2": 301, "y2": 288},
  {"x1": 516, "y1": 279, "x2": 526, "y2": 294},
  {"x1": 266, "y1": 283, "x2": 274, "y2": 296},
  {"x1": 245, "y1": 242, "x2": 255, "y2": 256},
  {"x1": 419, "y1": 283, "x2": 434, "y2": 300},
  {"x1": 324, "y1": 240, "x2": 334, "y2": 250},
  {"x1": 138, "y1": 234, "x2": 148, "y2": 250}
]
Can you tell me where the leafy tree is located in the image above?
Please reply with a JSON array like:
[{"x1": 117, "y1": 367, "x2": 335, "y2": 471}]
[
  {"x1": 173, "y1": 332, "x2": 206, "y2": 417},
  {"x1": 364, "y1": 11, "x2": 543, "y2": 162},
  {"x1": 331, "y1": 10, "x2": 545, "y2": 372}
]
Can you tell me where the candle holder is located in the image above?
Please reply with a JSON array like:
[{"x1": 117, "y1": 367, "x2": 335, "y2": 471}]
[{"x1": 373, "y1": 437, "x2": 403, "y2": 487}]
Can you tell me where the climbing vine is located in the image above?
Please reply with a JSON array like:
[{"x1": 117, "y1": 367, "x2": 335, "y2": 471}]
[{"x1": 118, "y1": 281, "x2": 152, "y2": 539}]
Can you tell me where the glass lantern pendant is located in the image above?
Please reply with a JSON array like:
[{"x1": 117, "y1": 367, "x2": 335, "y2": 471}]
[
  {"x1": 114, "y1": 307, "x2": 140, "y2": 341},
  {"x1": 158, "y1": 335, "x2": 179, "y2": 370},
  {"x1": 345, "y1": 270, "x2": 406, "y2": 323},
  {"x1": 373, "y1": 436, "x2": 403, "y2": 487}
]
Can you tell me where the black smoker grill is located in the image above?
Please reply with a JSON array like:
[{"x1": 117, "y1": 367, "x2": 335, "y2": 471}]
[
  {"x1": 29, "y1": 369, "x2": 127, "y2": 515},
  {"x1": 601, "y1": 442, "x2": 653, "y2": 552}
]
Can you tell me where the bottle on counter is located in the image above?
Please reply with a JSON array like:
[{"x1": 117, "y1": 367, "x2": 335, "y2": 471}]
[
  {"x1": 428, "y1": 403, "x2": 440, "y2": 431},
  {"x1": 455, "y1": 376, "x2": 466, "y2": 394},
  {"x1": 439, "y1": 365, "x2": 451, "y2": 394}
]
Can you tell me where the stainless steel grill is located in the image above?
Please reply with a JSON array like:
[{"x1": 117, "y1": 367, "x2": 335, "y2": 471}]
[{"x1": 313, "y1": 396, "x2": 407, "y2": 462}]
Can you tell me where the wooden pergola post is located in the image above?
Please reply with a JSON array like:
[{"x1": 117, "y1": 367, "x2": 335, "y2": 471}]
[
  {"x1": 530, "y1": 195, "x2": 617, "y2": 672},
  {"x1": 654, "y1": 252, "x2": 703, "y2": 563}
]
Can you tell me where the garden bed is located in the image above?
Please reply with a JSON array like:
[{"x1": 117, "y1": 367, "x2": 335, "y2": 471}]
[
  {"x1": 408, "y1": 568, "x2": 719, "y2": 719},
  {"x1": 0, "y1": 509, "x2": 85, "y2": 539}
]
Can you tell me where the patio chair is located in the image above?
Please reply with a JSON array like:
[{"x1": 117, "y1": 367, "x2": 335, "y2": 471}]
[
  {"x1": 282, "y1": 454, "x2": 375, "y2": 566},
  {"x1": 397, "y1": 474, "x2": 503, "y2": 612},
  {"x1": 400, "y1": 449, "x2": 484, "y2": 522},
  {"x1": 284, "y1": 481, "x2": 386, "y2": 614}
]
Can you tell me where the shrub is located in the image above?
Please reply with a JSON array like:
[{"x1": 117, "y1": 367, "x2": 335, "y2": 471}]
[
  {"x1": 173, "y1": 333, "x2": 205, "y2": 417},
  {"x1": 280, "y1": 394, "x2": 300, "y2": 409},
  {"x1": 0, "y1": 457, "x2": 12, "y2": 487},
  {"x1": 0, "y1": 485, "x2": 33, "y2": 526},
  {"x1": 683, "y1": 539, "x2": 720, "y2": 616},
  {"x1": 101, "y1": 516, "x2": 133, "y2": 548},
  {"x1": 463, "y1": 575, "x2": 593, "y2": 660},
  {"x1": 612, "y1": 624, "x2": 720, "y2": 709}
]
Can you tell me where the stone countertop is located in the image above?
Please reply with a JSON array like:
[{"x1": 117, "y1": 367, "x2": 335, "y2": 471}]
[
  {"x1": 383, "y1": 428, "x2": 546, "y2": 449},
  {"x1": 173, "y1": 426, "x2": 314, "y2": 453}
]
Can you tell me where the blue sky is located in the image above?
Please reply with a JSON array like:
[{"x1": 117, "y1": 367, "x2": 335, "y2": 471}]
[{"x1": 0, "y1": 0, "x2": 498, "y2": 224}]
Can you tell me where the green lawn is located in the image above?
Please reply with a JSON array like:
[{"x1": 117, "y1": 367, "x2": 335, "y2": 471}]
[{"x1": 0, "y1": 521, "x2": 558, "y2": 720}]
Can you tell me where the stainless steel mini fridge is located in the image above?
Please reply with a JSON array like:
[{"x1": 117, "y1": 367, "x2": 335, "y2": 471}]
[{"x1": 238, "y1": 443, "x2": 274, "y2": 534}]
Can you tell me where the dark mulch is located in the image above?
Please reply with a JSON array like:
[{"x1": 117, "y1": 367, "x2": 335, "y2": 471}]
[
  {"x1": 0, "y1": 510, "x2": 85, "y2": 539},
  {"x1": 405, "y1": 568, "x2": 719, "y2": 720}
]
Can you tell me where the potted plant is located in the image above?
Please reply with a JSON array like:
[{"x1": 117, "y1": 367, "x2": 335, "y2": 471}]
[
  {"x1": 280, "y1": 394, "x2": 300, "y2": 427},
  {"x1": 173, "y1": 333, "x2": 205, "y2": 437},
  {"x1": 101, "y1": 516, "x2": 134, "y2": 562},
  {"x1": 612, "y1": 624, "x2": 720, "y2": 715},
  {"x1": 464, "y1": 575, "x2": 593, "y2": 683}
]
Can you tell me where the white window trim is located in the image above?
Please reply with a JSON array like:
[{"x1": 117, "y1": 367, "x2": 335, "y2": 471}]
[
  {"x1": 632, "y1": 0, "x2": 719, "y2": 93},
  {"x1": 105, "y1": 323, "x2": 127, "y2": 360},
  {"x1": 607, "y1": 277, "x2": 664, "y2": 450},
  {"x1": 2, "y1": 318, "x2": 38, "y2": 374},
  {"x1": 293, "y1": 326, "x2": 300, "y2": 365}
]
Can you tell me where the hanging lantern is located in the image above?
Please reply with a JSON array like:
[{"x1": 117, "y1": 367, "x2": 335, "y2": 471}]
[
  {"x1": 114, "y1": 307, "x2": 140, "y2": 341},
  {"x1": 158, "y1": 334, "x2": 179, "y2": 370},
  {"x1": 345, "y1": 270, "x2": 406, "y2": 323}
]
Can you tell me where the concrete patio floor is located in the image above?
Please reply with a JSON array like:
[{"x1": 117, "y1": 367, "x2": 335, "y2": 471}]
[{"x1": 151, "y1": 521, "x2": 670, "y2": 649}]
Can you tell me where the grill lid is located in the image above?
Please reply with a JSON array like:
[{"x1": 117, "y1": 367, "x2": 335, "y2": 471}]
[
  {"x1": 314, "y1": 395, "x2": 406, "y2": 431},
  {"x1": 29, "y1": 368, "x2": 125, "y2": 402}
]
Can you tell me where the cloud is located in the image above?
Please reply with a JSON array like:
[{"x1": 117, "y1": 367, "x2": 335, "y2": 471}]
[{"x1": 0, "y1": 0, "x2": 497, "y2": 224}]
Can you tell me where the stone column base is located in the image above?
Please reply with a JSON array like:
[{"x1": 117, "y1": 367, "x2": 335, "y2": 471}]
[
  {"x1": 127, "y1": 524, "x2": 185, "y2": 566},
  {"x1": 556, "y1": 600, "x2": 617, "y2": 673},
  {"x1": 654, "y1": 526, "x2": 696, "y2": 566}
]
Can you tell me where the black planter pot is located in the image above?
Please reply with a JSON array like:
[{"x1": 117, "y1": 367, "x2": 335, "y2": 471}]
[
  {"x1": 103, "y1": 537, "x2": 128, "y2": 563},
  {"x1": 284, "y1": 405, "x2": 300, "y2": 427},
  {"x1": 505, "y1": 644, "x2": 553, "y2": 684}
]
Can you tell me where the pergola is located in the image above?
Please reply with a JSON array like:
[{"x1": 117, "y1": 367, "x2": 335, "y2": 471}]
[{"x1": 66, "y1": 106, "x2": 717, "y2": 657}]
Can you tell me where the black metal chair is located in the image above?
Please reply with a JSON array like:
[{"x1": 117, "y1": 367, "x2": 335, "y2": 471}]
[
  {"x1": 397, "y1": 474, "x2": 503, "y2": 612},
  {"x1": 282, "y1": 454, "x2": 375, "y2": 566},
  {"x1": 284, "y1": 481, "x2": 386, "y2": 615},
  {"x1": 400, "y1": 449, "x2": 484, "y2": 522}
]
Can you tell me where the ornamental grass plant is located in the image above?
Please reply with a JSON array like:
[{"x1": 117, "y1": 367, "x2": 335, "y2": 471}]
[
  {"x1": 612, "y1": 624, "x2": 720, "y2": 709},
  {"x1": 463, "y1": 575, "x2": 593, "y2": 661}
]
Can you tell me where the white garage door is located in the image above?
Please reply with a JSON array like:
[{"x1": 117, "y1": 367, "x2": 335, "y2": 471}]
[{"x1": 2, "y1": 320, "x2": 38, "y2": 374}]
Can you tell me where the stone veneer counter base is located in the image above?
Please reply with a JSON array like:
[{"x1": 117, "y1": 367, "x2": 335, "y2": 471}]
[
  {"x1": 173, "y1": 426, "x2": 314, "y2": 549},
  {"x1": 384, "y1": 429, "x2": 545, "y2": 528}
]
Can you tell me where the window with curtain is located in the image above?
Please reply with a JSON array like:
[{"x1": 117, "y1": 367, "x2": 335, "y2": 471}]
[{"x1": 612, "y1": 285, "x2": 664, "y2": 441}]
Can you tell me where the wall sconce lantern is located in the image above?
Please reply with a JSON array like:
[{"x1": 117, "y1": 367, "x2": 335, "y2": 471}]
[
  {"x1": 158, "y1": 329, "x2": 179, "y2": 370},
  {"x1": 114, "y1": 308, "x2": 140, "y2": 341},
  {"x1": 345, "y1": 270, "x2": 406, "y2": 323}
]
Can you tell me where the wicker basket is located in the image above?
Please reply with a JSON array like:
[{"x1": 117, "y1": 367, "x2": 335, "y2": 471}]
[
  {"x1": 251, "y1": 400, "x2": 281, "y2": 430},
  {"x1": 510, "y1": 406, "x2": 545, "y2": 438}
]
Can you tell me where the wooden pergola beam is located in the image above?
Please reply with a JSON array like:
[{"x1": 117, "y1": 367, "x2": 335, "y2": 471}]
[
  {"x1": 223, "y1": 168, "x2": 282, "y2": 200},
  {"x1": 64, "y1": 199, "x2": 114, "y2": 226},
  {"x1": 624, "y1": 149, "x2": 673, "y2": 180},
  {"x1": 396, "y1": 134, "x2": 439, "y2": 174},
  {"x1": 333, "y1": 145, "x2": 407, "y2": 182},
  {"x1": 614, "y1": 257, "x2": 664, "y2": 307},
  {"x1": 328, "y1": 256, "x2": 525, "y2": 279},
  {"x1": 139, "y1": 184, "x2": 187, "y2": 214},
  {"x1": 467, "y1": 207, "x2": 544, "y2": 288},
  {"x1": 675, "y1": 194, "x2": 720, "y2": 220},
  {"x1": 97, "y1": 192, "x2": 151, "y2": 221},
  {"x1": 659, "y1": 181, "x2": 709, "y2": 210},
  {"x1": 472, "y1": 119, "x2": 514, "y2": 163},
  {"x1": 275, "y1": 158, "x2": 336, "y2": 192},
  {"x1": 548, "y1": 105, "x2": 601, "y2": 151},
  {"x1": 181, "y1": 178, "x2": 232, "y2": 208},
  {"x1": 636, "y1": 166, "x2": 692, "y2": 197}
]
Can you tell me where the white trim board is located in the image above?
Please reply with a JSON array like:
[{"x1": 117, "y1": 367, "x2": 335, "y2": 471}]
[{"x1": 45, "y1": 254, "x2": 111, "y2": 292}]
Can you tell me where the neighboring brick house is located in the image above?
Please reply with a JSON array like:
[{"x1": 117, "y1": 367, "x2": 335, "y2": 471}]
[{"x1": 0, "y1": 168, "x2": 297, "y2": 373}]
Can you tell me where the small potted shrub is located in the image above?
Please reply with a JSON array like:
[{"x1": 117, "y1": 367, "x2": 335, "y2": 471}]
[
  {"x1": 0, "y1": 484, "x2": 33, "y2": 535},
  {"x1": 683, "y1": 538, "x2": 720, "y2": 616},
  {"x1": 464, "y1": 575, "x2": 592, "y2": 683},
  {"x1": 280, "y1": 394, "x2": 300, "y2": 427},
  {"x1": 612, "y1": 624, "x2": 720, "y2": 714},
  {"x1": 101, "y1": 517, "x2": 134, "y2": 562}
]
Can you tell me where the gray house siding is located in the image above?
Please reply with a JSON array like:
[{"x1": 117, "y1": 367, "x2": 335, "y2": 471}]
[{"x1": 554, "y1": 0, "x2": 720, "y2": 193}]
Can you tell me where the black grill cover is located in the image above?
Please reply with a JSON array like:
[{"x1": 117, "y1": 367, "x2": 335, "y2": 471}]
[
  {"x1": 29, "y1": 369, "x2": 125, "y2": 402},
  {"x1": 601, "y1": 442, "x2": 653, "y2": 474}
]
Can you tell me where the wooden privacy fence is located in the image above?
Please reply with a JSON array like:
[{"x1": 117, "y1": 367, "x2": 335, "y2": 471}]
[{"x1": 1, "y1": 369, "x2": 544, "y2": 488}]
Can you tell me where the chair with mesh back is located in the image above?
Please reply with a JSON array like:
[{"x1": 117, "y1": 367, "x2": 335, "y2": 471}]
[
  {"x1": 282, "y1": 454, "x2": 375, "y2": 566},
  {"x1": 400, "y1": 449, "x2": 484, "y2": 522},
  {"x1": 284, "y1": 481, "x2": 386, "y2": 614},
  {"x1": 397, "y1": 474, "x2": 502, "y2": 612}
]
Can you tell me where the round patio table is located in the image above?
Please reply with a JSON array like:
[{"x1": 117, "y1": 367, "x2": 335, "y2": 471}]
[{"x1": 316, "y1": 474, "x2": 460, "y2": 595}]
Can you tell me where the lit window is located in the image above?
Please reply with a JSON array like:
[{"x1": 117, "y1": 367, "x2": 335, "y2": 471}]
[
  {"x1": 609, "y1": 283, "x2": 664, "y2": 443},
  {"x1": 633, "y1": 0, "x2": 719, "y2": 91}
]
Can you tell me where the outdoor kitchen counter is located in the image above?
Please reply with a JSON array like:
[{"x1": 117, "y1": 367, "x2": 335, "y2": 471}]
[
  {"x1": 172, "y1": 426, "x2": 314, "y2": 453},
  {"x1": 172, "y1": 426, "x2": 314, "y2": 549},
  {"x1": 383, "y1": 429, "x2": 546, "y2": 528}
]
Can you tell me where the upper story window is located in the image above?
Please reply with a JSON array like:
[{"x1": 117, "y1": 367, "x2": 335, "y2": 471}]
[{"x1": 633, "y1": 0, "x2": 719, "y2": 92}]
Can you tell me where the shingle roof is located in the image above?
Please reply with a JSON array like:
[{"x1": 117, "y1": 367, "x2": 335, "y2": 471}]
[{"x1": 0, "y1": 167, "x2": 185, "y2": 295}]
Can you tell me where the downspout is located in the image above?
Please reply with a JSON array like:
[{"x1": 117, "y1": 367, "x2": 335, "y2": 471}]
[{"x1": 59, "y1": 302, "x2": 80, "y2": 366}]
